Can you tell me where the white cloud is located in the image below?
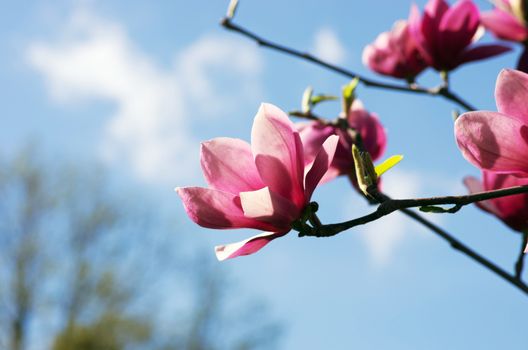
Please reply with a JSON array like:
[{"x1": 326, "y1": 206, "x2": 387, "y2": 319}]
[
  {"x1": 343, "y1": 169, "x2": 457, "y2": 267},
  {"x1": 359, "y1": 170, "x2": 422, "y2": 267},
  {"x1": 177, "y1": 35, "x2": 262, "y2": 117},
  {"x1": 312, "y1": 27, "x2": 346, "y2": 65},
  {"x1": 27, "y1": 8, "x2": 263, "y2": 185}
]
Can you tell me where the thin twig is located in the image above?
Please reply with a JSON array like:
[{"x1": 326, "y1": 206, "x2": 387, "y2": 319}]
[
  {"x1": 515, "y1": 231, "x2": 528, "y2": 279},
  {"x1": 301, "y1": 184, "x2": 528, "y2": 237},
  {"x1": 220, "y1": 17, "x2": 477, "y2": 111},
  {"x1": 398, "y1": 206, "x2": 528, "y2": 295},
  {"x1": 221, "y1": 1, "x2": 527, "y2": 294},
  {"x1": 290, "y1": 103, "x2": 527, "y2": 294},
  {"x1": 289, "y1": 111, "x2": 326, "y2": 122},
  {"x1": 300, "y1": 190, "x2": 528, "y2": 294}
]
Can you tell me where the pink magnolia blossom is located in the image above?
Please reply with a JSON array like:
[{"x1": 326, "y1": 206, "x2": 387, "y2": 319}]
[
  {"x1": 481, "y1": 0, "x2": 528, "y2": 42},
  {"x1": 464, "y1": 171, "x2": 528, "y2": 232},
  {"x1": 297, "y1": 100, "x2": 386, "y2": 184},
  {"x1": 409, "y1": 0, "x2": 510, "y2": 71},
  {"x1": 176, "y1": 103, "x2": 338, "y2": 261},
  {"x1": 455, "y1": 69, "x2": 528, "y2": 252},
  {"x1": 455, "y1": 69, "x2": 528, "y2": 176},
  {"x1": 480, "y1": 0, "x2": 528, "y2": 71},
  {"x1": 363, "y1": 19, "x2": 427, "y2": 80}
]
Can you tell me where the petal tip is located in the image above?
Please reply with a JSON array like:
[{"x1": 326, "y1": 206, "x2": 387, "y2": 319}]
[
  {"x1": 256, "y1": 102, "x2": 276, "y2": 117},
  {"x1": 214, "y1": 244, "x2": 231, "y2": 261},
  {"x1": 256, "y1": 102, "x2": 287, "y2": 122}
]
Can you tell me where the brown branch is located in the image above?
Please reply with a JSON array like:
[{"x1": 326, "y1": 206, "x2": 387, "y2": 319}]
[
  {"x1": 298, "y1": 190, "x2": 528, "y2": 295},
  {"x1": 301, "y1": 184, "x2": 528, "y2": 237},
  {"x1": 221, "y1": 0, "x2": 528, "y2": 295},
  {"x1": 289, "y1": 111, "x2": 326, "y2": 122},
  {"x1": 220, "y1": 17, "x2": 476, "y2": 111},
  {"x1": 398, "y1": 206, "x2": 528, "y2": 295}
]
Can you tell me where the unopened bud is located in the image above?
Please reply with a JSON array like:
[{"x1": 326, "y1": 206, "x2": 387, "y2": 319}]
[
  {"x1": 352, "y1": 144, "x2": 378, "y2": 197},
  {"x1": 226, "y1": 0, "x2": 239, "y2": 19},
  {"x1": 302, "y1": 86, "x2": 313, "y2": 113},
  {"x1": 342, "y1": 77, "x2": 360, "y2": 115}
]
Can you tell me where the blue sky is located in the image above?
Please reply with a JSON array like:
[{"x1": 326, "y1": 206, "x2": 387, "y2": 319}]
[{"x1": 1, "y1": 0, "x2": 527, "y2": 349}]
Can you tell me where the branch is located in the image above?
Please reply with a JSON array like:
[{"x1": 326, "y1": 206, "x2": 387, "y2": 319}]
[
  {"x1": 289, "y1": 98, "x2": 528, "y2": 294},
  {"x1": 220, "y1": 1, "x2": 527, "y2": 295},
  {"x1": 299, "y1": 191, "x2": 528, "y2": 295},
  {"x1": 220, "y1": 17, "x2": 477, "y2": 111},
  {"x1": 301, "y1": 184, "x2": 528, "y2": 237},
  {"x1": 398, "y1": 206, "x2": 528, "y2": 295}
]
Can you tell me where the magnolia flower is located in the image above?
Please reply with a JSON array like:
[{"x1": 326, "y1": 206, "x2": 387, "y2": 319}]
[
  {"x1": 176, "y1": 103, "x2": 338, "y2": 261},
  {"x1": 362, "y1": 19, "x2": 427, "y2": 80},
  {"x1": 409, "y1": 0, "x2": 510, "y2": 71},
  {"x1": 455, "y1": 69, "x2": 528, "y2": 252},
  {"x1": 480, "y1": 0, "x2": 528, "y2": 71},
  {"x1": 297, "y1": 100, "x2": 386, "y2": 184},
  {"x1": 455, "y1": 69, "x2": 528, "y2": 175},
  {"x1": 465, "y1": 171, "x2": 528, "y2": 232},
  {"x1": 481, "y1": 0, "x2": 528, "y2": 41}
]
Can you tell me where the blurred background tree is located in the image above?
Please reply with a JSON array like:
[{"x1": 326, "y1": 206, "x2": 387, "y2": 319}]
[{"x1": 0, "y1": 146, "x2": 283, "y2": 350}]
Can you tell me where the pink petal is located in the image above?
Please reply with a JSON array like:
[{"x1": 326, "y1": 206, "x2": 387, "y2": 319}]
[
  {"x1": 304, "y1": 135, "x2": 339, "y2": 200},
  {"x1": 463, "y1": 176, "x2": 500, "y2": 215},
  {"x1": 362, "y1": 39, "x2": 402, "y2": 77},
  {"x1": 215, "y1": 231, "x2": 287, "y2": 261},
  {"x1": 482, "y1": 171, "x2": 528, "y2": 231},
  {"x1": 409, "y1": 4, "x2": 433, "y2": 65},
  {"x1": 362, "y1": 20, "x2": 426, "y2": 79},
  {"x1": 481, "y1": 9, "x2": 528, "y2": 42},
  {"x1": 491, "y1": 0, "x2": 512, "y2": 12},
  {"x1": 297, "y1": 122, "x2": 335, "y2": 166},
  {"x1": 348, "y1": 100, "x2": 387, "y2": 161},
  {"x1": 455, "y1": 111, "x2": 528, "y2": 175},
  {"x1": 425, "y1": 0, "x2": 449, "y2": 19},
  {"x1": 176, "y1": 187, "x2": 276, "y2": 231},
  {"x1": 420, "y1": 8, "x2": 441, "y2": 63},
  {"x1": 318, "y1": 167, "x2": 342, "y2": 184},
  {"x1": 495, "y1": 69, "x2": 528, "y2": 122},
  {"x1": 438, "y1": 0, "x2": 479, "y2": 54},
  {"x1": 297, "y1": 122, "x2": 344, "y2": 183},
  {"x1": 252, "y1": 103, "x2": 305, "y2": 207},
  {"x1": 239, "y1": 187, "x2": 300, "y2": 230},
  {"x1": 458, "y1": 44, "x2": 511, "y2": 66},
  {"x1": 201, "y1": 137, "x2": 264, "y2": 194}
]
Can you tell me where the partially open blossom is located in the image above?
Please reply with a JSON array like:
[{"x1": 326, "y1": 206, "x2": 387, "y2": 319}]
[
  {"x1": 480, "y1": 0, "x2": 528, "y2": 71},
  {"x1": 363, "y1": 19, "x2": 427, "y2": 80},
  {"x1": 481, "y1": 0, "x2": 528, "y2": 41},
  {"x1": 409, "y1": 0, "x2": 510, "y2": 71},
  {"x1": 297, "y1": 100, "x2": 386, "y2": 183},
  {"x1": 464, "y1": 171, "x2": 528, "y2": 232},
  {"x1": 176, "y1": 103, "x2": 338, "y2": 261},
  {"x1": 455, "y1": 69, "x2": 528, "y2": 176}
]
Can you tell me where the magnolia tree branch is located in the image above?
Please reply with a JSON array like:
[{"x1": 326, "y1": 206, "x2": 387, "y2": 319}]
[
  {"x1": 221, "y1": 1, "x2": 528, "y2": 294},
  {"x1": 398, "y1": 206, "x2": 528, "y2": 295},
  {"x1": 299, "y1": 190, "x2": 528, "y2": 295},
  {"x1": 301, "y1": 185, "x2": 528, "y2": 237},
  {"x1": 290, "y1": 111, "x2": 528, "y2": 294},
  {"x1": 220, "y1": 17, "x2": 477, "y2": 111}
]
